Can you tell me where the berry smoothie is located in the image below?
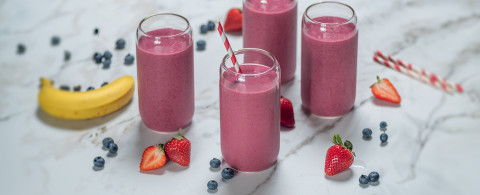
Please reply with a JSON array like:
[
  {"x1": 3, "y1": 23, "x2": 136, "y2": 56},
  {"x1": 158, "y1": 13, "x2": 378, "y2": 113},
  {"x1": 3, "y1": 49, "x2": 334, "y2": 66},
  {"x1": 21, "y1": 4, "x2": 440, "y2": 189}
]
[
  {"x1": 220, "y1": 64, "x2": 280, "y2": 172},
  {"x1": 136, "y1": 28, "x2": 194, "y2": 131},
  {"x1": 243, "y1": 0, "x2": 297, "y2": 84},
  {"x1": 301, "y1": 16, "x2": 358, "y2": 116}
]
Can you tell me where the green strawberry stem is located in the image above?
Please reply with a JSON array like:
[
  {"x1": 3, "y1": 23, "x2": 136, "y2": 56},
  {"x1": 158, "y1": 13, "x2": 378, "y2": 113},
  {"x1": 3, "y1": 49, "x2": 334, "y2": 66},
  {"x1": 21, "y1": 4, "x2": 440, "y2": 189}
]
[
  {"x1": 172, "y1": 129, "x2": 184, "y2": 140},
  {"x1": 332, "y1": 134, "x2": 355, "y2": 157},
  {"x1": 376, "y1": 75, "x2": 381, "y2": 83}
]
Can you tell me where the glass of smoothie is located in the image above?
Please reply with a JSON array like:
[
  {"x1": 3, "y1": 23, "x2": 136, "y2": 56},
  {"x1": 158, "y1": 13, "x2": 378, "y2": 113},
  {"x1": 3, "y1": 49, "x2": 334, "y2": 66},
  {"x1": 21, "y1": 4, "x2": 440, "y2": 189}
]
[
  {"x1": 219, "y1": 48, "x2": 280, "y2": 172},
  {"x1": 243, "y1": 0, "x2": 297, "y2": 84},
  {"x1": 301, "y1": 2, "x2": 358, "y2": 117},
  {"x1": 136, "y1": 13, "x2": 194, "y2": 132}
]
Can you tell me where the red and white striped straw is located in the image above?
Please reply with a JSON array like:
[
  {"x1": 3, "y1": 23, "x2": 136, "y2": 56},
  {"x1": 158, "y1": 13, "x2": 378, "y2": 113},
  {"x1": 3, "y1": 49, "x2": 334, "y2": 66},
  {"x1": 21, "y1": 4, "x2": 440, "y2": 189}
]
[
  {"x1": 373, "y1": 56, "x2": 454, "y2": 93},
  {"x1": 216, "y1": 21, "x2": 242, "y2": 73},
  {"x1": 374, "y1": 50, "x2": 463, "y2": 93}
]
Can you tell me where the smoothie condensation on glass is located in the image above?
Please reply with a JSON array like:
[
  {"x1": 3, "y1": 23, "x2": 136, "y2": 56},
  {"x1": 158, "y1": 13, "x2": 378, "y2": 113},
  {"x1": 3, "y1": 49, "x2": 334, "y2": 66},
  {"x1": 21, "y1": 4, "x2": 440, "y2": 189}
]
[
  {"x1": 301, "y1": 2, "x2": 358, "y2": 117},
  {"x1": 220, "y1": 49, "x2": 280, "y2": 172},
  {"x1": 136, "y1": 14, "x2": 194, "y2": 132},
  {"x1": 243, "y1": 0, "x2": 297, "y2": 84}
]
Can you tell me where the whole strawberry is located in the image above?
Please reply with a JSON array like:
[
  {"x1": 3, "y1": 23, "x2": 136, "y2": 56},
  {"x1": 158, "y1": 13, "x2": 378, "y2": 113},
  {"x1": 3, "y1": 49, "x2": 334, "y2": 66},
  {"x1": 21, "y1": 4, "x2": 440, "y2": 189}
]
[
  {"x1": 280, "y1": 96, "x2": 295, "y2": 128},
  {"x1": 325, "y1": 134, "x2": 355, "y2": 176},
  {"x1": 164, "y1": 131, "x2": 191, "y2": 166},
  {"x1": 224, "y1": 8, "x2": 242, "y2": 32}
]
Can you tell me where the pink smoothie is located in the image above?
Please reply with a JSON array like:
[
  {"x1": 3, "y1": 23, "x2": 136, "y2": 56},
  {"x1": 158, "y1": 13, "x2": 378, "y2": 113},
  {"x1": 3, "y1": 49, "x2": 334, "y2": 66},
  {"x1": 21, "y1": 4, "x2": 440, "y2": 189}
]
[
  {"x1": 301, "y1": 16, "x2": 358, "y2": 116},
  {"x1": 220, "y1": 64, "x2": 280, "y2": 172},
  {"x1": 136, "y1": 28, "x2": 194, "y2": 131},
  {"x1": 243, "y1": 0, "x2": 297, "y2": 84}
]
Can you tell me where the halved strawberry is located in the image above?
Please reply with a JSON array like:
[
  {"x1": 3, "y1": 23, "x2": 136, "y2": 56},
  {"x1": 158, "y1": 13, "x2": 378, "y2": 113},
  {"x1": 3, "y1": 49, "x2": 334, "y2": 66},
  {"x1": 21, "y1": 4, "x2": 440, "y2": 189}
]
[
  {"x1": 280, "y1": 96, "x2": 295, "y2": 128},
  {"x1": 164, "y1": 131, "x2": 191, "y2": 166},
  {"x1": 371, "y1": 76, "x2": 401, "y2": 104},
  {"x1": 224, "y1": 8, "x2": 242, "y2": 32},
  {"x1": 140, "y1": 145, "x2": 167, "y2": 171}
]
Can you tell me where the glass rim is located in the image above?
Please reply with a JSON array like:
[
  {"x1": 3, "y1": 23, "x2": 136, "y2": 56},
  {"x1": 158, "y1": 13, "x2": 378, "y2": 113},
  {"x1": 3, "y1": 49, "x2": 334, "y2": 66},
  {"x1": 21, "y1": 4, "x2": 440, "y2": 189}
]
[
  {"x1": 138, "y1": 13, "x2": 191, "y2": 38},
  {"x1": 221, "y1": 48, "x2": 279, "y2": 77},
  {"x1": 304, "y1": 1, "x2": 356, "y2": 25}
]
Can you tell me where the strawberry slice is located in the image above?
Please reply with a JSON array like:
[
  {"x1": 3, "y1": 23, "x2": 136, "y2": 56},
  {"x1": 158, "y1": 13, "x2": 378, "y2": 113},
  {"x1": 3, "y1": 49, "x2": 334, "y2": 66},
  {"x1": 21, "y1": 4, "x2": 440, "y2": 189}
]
[
  {"x1": 164, "y1": 131, "x2": 191, "y2": 166},
  {"x1": 371, "y1": 76, "x2": 401, "y2": 104},
  {"x1": 140, "y1": 145, "x2": 167, "y2": 171},
  {"x1": 224, "y1": 8, "x2": 242, "y2": 32},
  {"x1": 280, "y1": 96, "x2": 295, "y2": 128}
]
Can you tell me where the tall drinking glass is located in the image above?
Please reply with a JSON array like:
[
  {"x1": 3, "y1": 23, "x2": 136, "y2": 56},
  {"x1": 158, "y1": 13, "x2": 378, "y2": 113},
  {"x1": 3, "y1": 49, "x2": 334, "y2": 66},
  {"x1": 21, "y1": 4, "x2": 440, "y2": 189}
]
[
  {"x1": 243, "y1": 0, "x2": 297, "y2": 84},
  {"x1": 301, "y1": 2, "x2": 358, "y2": 117},
  {"x1": 136, "y1": 13, "x2": 194, "y2": 132},
  {"x1": 220, "y1": 48, "x2": 280, "y2": 172}
]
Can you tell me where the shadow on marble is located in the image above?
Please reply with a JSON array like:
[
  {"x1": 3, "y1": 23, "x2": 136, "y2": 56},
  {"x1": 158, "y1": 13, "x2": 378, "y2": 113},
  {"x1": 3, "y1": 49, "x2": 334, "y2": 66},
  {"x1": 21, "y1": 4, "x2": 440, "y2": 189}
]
[
  {"x1": 35, "y1": 101, "x2": 132, "y2": 130},
  {"x1": 226, "y1": 31, "x2": 242, "y2": 36},
  {"x1": 372, "y1": 98, "x2": 401, "y2": 107},
  {"x1": 324, "y1": 168, "x2": 353, "y2": 182},
  {"x1": 280, "y1": 126, "x2": 295, "y2": 132}
]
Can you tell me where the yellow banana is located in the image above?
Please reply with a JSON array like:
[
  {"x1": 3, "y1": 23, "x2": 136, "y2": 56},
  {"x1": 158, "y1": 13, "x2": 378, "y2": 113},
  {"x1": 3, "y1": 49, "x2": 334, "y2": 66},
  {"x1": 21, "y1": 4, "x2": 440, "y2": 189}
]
[{"x1": 38, "y1": 75, "x2": 135, "y2": 120}]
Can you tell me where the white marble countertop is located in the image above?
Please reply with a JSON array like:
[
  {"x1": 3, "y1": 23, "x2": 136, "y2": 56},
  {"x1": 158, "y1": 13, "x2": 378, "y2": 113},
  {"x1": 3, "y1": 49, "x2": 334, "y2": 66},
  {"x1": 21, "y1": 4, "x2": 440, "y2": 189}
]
[{"x1": 1, "y1": 0, "x2": 479, "y2": 194}]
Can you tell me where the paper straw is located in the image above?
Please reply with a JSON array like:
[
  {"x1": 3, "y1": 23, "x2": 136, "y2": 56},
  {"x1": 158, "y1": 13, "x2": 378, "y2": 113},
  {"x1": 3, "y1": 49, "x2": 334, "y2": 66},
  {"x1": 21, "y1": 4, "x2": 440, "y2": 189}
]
[
  {"x1": 216, "y1": 21, "x2": 242, "y2": 73},
  {"x1": 373, "y1": 56, "x2": 454, "y2": 93},
  {"x1": 375, "y1": 50, "x2": 463, "y2": 93}
]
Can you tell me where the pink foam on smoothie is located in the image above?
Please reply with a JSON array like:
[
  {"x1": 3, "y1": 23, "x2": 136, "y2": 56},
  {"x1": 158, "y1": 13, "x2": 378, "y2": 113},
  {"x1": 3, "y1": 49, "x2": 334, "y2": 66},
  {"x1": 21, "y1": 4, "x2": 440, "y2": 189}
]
[
  {"x1": 301, "y1": 16, "x2": 358, "y2": 116},
  {"x1": 220, "y1": 64, "x2": 280, "y2": 172},
  {"x1": 243, "y1": 0, "x2": 297, "y2": 84},
  {"x1": 136, "y1": 28, "x2": 194, "y2": 131}
]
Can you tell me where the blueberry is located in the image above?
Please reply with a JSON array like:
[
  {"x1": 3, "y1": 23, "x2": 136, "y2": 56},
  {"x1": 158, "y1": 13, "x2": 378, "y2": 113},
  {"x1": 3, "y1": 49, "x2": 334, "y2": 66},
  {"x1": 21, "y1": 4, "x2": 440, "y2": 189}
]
[
  {"x1": 362, "y1": 128, "x2": 372, "y2": 138},
  {"x1": 221, "y1": 168, "x2": 235, "y2": 179},
  {"x1": 93, "y1": 156, "x2": 105, "y2": 167},
  {"x1": 207, "y1": 180, "x2": 218, "y2": 190},
  {"x1": 210, "y1": 158, "x2": 221, "y2": 168},
  {"x1": 17, "y1": 43, "x2": 26, "y2": 54},
  {"x1": 51, "y1": 35, "x2": 61, "y2": 46},
  {"x1": 200, "y1": 24, "x2": 208, "y2": 34},
  {"x1": 196, "y1": 40, "x2": 206, "y2": 51},
  {"x1": 64, "y1": 50, "x2": 71, "y2": 61},
  {"x1": 102, "y1": 137, "x2": 114, "y2": 148},
  {"x1": 108, "y1": 143, "x2": 118, "y2": 154},
  {"x1": 87, "y1": 86, "x2": 95, "y2": 91},
  {"x1": 94, "y1": 28, "x2": 99, "y2": 35},
  {"x1": 207, "y1": 21, "x2": 216, "y2": 31},
  {"x1": 59, "y1": 85, "x2": 70, "y2": 91},
  {"x1": 380, "y1": 133, "x2": 388, "y2": 143},
  {"x1": 93, "y1": 52, "x2": 103, "y2": 64},
  {"x1": 103, "y1": 51, "x2": 112, "y2": 59},
  {"x1": 124, "y1": 54, "x2": 135, "y2": 65},
  {"x1": 102, "y1": 59, "x2": 111, "y2": 69},
  {"x1": 101, "y1": 82, "x2": 108, "y2": 87},
  {"x1": 368, "y1": 172, "x2": 380, "y2": 182},
  {"x1": 116, "y1": 38, "x2": 126, "y2": 49},
  {"x1": 359, "y1": 175, "x2": 369, "y2": 184},
  {"x1": 73, "y1": 85, "x2": 81, "y2": 91},
  {"x1": 380, "y1": 121, "x2": 387, "y2": 130}
]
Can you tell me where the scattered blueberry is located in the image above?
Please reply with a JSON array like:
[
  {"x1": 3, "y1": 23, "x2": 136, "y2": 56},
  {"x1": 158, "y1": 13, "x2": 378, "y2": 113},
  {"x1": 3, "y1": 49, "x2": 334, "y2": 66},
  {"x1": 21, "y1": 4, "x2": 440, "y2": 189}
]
[
  {"x1": 124, "y1": 54, "x2": 134, "y2": 65},
  {"x1": 108, "y1": 143, "x2": 118, "y2": 154},
  {"x1": 102, "y1": 59, "x2": 111, "y2": 69},
  {"x1": 102, "y1": 137, "x2": 114, "y2": 148},
  {"x1": 221, "y1": 168, "x2": 235, "y2": 179},
  {"x1": 94, "y1": 28, "x2": 99, "y2": 35},
  {"x1": 210, "y1": 158, "x2": 221, "y2": 168},
  {"x1": 380, "y1": 121, "x2": 387, "y2": 130},
  {"x1": 17, "y1": 43, "x2": 26, "y2": 54},
  {"x1": 64, "y1": 50, "x2": 71, "y2": 61},
  {"x1": 368, "y1": 172, "x2": 380, "y2": 182},
  {"x1": 73, "y1": 85, "x2": 81, "y2": 91},
  {"x1": 93, "y1": 52, "x2": 103, "y2": 64},
  {"x1": 59, "y1": 85, "x2": 70, "y2": 91},
  {"x1": 362, "y1": 128, "x2": 372, "y2": 138},
  {"x1": 380, "y1": 133, "x2": 388, "y2": 143},
  {"x1": 103, "y1": 51, "x2": 112, "y2": 59},
  {"x1": 116, "y1": 38, "x2": 126, "y2": 49},
  {"x1": 200, "y1": 24, "x2": 208, "y2": 34},
  {"x1": 101, "y1": 82, "x2": 108, "y2": 87},
  {"x1": 207, "y1": 180, "x2": 218, "y2": 190},
  {"x1": 359, "y1": 175, "x2": 369, "y2": 184},
  {"x1": 93, "y1": 156, "x2": 105, "y2": 167},
  {"x1": 87, "y1": 86, "x2": 95, "y2": 91},
  {"x1": 51, "y1": 35, "x2": 61, "y2": 46},
  {"x1": 207, "y1": 21, "x2": 216, "y2": 31},
  {"x1": 196, "y1": 40, "x2": 206, "y2": 51}
]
